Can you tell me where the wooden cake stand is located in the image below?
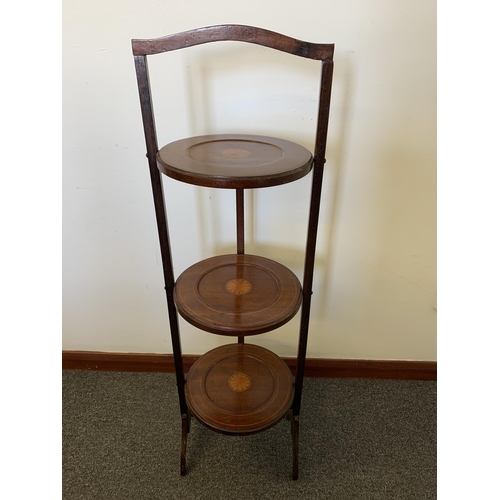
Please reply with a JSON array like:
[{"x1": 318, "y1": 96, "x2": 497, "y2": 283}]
[{"x1": 132, "y1": 25, "x2": 334, "y2": 479}]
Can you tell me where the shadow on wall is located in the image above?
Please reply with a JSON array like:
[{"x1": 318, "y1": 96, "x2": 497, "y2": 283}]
[
  {"x1": 166, "y1": 43, "x2": 355, "y2": 325},
  {"x1": 145, "y1": 41, "x2": 435, "y2": 360},
  {"x1": 316, "y1": 54, "x2": 354, "y2": 317}
]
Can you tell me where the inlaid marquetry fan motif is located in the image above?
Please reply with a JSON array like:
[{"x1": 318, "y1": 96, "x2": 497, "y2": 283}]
[
  {"x1": 225, "y1": 279, "x2": 252, "y2": 295},
  {"x1": 228, "y1": 372, "x2": 252, "y2": 392}
]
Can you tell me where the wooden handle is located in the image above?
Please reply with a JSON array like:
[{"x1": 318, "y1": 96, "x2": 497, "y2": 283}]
[{"x1": 132, "y1": 24, "x2": 334, "y2": 60}]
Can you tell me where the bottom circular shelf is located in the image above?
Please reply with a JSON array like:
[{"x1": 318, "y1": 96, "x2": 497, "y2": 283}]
[{"x1": 186, "y1": 343, "x2": 294, "y2": 435}]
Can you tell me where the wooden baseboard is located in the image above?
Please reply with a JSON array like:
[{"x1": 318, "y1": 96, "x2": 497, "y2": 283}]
[{"x1": 62, "y1": 350, "x2": 436, "y2": 381}]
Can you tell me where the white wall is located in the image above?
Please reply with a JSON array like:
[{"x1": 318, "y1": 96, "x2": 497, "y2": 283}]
[{"x1": 62, "y1": 0, "x2": 436, "y2": 360}]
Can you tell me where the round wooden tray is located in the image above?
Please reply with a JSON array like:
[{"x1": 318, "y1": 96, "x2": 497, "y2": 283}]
[
  {"x1": 186, "y1": 343, "x2": 294, "y2": 435},
  {"x1": 157, "y1": 134, "x2": 313, "y2": 188},
  {"x1": 174, "y1": 254, "x2": 302, "y2": 336}
]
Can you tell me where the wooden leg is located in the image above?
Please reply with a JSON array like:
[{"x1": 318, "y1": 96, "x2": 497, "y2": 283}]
[
  {"x1": 292, "y1": 415, "x2": 299, "y2": 480},
  {"x1": 181, "y1": 414, "x2": 189, "y2": 476}
]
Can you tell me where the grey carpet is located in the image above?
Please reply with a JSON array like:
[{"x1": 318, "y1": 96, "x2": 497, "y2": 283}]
[{"x1": 62, "y1": 371, "x2": 436, "y2": 499}]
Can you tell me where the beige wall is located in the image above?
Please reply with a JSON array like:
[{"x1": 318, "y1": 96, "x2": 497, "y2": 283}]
[{"x1": 63, "y1": 0, "x2": 436, "y2": 360}]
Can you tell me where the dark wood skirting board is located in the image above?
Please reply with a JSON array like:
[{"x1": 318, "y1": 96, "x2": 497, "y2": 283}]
[{"x1": 62, "y1": 351, "x2": 436, "y2": 381}]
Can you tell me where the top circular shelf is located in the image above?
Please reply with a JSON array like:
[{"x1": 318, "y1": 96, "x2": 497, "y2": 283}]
[{"x1": 157, "y1": 134, "x2": 313, "y2": 189}]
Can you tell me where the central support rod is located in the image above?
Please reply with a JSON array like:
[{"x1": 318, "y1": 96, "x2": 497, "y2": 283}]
[
  {"x1": 236, "y1": 188, "x2": 245, "y2": 344},
  {"x1": 236, "y1": 188, "x2": 245, "y2": 255}
]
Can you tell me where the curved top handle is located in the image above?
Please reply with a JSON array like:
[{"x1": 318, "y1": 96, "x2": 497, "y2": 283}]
[{"x1": 132, "y1": 24, "x2": 334, "y2": 61}]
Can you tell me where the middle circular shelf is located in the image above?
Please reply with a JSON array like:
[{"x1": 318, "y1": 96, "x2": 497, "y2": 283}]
[{"x1": 174, "y1": 254, "x2": 302, "y2": 336}]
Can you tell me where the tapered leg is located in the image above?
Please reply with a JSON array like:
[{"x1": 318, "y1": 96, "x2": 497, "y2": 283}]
[
  {"x1": 292, "y1": 414, "x2": 299, "y2": 480},
  {"x1": 181, "y1": 413, "x2": 189, "y2": 476}
]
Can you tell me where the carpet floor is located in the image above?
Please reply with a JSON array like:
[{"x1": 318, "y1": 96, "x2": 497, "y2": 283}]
[{"x1": 63, "y1": 371, "x2": 436, "y2": 499}]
